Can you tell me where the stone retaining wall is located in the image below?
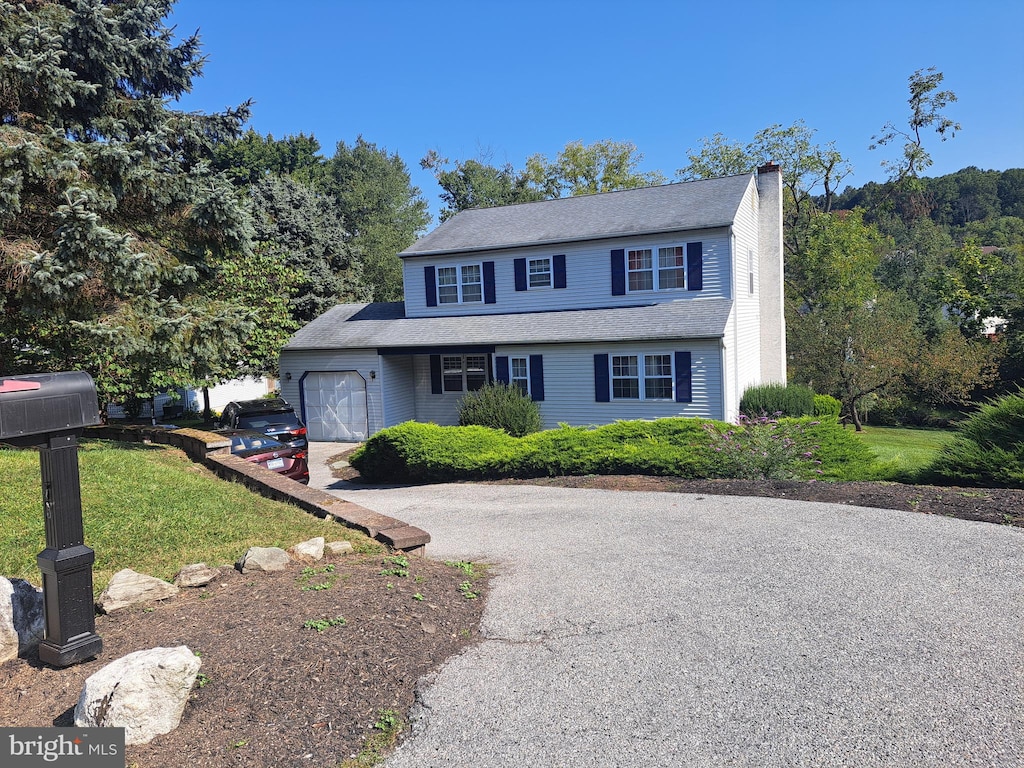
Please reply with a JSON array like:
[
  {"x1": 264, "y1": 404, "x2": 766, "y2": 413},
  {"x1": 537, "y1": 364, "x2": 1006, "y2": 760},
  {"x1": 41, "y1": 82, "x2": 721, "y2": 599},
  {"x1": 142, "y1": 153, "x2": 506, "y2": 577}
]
[{"x1": 85, "y1": 426, "x2": 429, "y2": 554}]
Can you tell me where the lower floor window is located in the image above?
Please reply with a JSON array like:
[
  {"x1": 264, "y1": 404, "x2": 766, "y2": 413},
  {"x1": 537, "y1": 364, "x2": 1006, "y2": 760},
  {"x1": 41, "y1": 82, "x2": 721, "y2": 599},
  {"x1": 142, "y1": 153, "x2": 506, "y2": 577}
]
[
  {"x1": 611, "y1": 353, "x2": 673, "y2": 400},
  {"x1": 442, "y1": 354, "x2": 489, "y2": 392},
  {"x1": 510, "y1": 357, "x2": 529, "y2": 394}
]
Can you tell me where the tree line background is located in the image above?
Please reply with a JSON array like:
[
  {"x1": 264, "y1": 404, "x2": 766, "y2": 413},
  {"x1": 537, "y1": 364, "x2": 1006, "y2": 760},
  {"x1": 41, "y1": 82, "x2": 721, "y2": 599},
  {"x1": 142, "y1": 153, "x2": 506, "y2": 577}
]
[{"x1": 1, "y1": 1, "x2": 1021, "y2": 426}]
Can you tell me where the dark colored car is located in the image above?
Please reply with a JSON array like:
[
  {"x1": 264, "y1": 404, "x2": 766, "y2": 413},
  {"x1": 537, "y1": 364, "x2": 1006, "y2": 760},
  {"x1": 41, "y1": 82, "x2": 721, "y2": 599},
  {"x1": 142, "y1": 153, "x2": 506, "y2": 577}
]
[
  {"x1": 219, "y1": 398, "x2": 307, "y2": 449},
  {"x1": 218, "y1": 429, "x2": 309, "y2": 484}
]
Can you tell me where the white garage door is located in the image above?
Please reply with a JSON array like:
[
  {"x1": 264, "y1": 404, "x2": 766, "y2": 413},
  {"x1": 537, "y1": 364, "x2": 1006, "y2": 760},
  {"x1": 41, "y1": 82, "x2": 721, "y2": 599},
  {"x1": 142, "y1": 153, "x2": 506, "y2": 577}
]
[{"x1": 302, "y1": 372, "x2": 368, "y2": 442}]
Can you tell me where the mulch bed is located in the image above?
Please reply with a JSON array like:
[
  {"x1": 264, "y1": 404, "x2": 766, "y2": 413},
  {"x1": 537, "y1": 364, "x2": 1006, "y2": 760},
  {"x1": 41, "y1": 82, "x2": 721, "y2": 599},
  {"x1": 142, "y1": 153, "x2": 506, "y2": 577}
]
[
  {"x1": 493, "y1": 475, "x2": 1024, "y2": 528},
  {"x1": 0, "y1": 554, "x2": 486, "y2": 768}
]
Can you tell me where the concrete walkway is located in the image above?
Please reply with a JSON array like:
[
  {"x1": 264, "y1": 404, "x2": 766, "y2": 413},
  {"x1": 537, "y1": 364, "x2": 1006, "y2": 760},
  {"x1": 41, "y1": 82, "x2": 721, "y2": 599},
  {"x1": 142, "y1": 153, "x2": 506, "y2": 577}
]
[{"x1": 308, "y1": 442, "x2": 1024, "y2": 767}]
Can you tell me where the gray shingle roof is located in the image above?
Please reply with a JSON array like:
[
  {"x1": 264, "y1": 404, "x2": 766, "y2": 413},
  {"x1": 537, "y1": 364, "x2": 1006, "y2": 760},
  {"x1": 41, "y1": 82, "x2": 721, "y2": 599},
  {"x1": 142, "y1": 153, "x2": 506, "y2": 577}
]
[
  {"x1": 400, "y1": 175, "x2": 753, "y2": 257},
  {"x1": 283, "y1": 299, "x2": 733, "y2": 351}
]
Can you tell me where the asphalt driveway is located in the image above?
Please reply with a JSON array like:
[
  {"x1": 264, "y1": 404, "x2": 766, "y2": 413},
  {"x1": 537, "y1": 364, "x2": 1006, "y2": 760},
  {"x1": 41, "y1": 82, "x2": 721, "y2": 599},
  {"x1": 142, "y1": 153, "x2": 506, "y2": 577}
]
[{"x1": 309, "y1": 444, "x2": 1024, "y2": 767}]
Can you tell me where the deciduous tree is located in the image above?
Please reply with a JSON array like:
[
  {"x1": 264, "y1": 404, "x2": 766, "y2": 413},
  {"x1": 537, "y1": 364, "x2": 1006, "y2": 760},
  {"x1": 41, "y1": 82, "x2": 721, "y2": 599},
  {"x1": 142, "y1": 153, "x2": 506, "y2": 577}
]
[{"x1": 525, "y1": 139, "x2": 666, "y2": 198}]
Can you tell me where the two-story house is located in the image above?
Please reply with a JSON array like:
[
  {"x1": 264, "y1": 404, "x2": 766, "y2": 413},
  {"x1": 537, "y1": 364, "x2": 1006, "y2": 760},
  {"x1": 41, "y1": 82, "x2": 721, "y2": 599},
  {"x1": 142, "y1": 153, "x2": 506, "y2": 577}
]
[{"x1": 279, "y1": 164, "x2": 785, "y2": 441}]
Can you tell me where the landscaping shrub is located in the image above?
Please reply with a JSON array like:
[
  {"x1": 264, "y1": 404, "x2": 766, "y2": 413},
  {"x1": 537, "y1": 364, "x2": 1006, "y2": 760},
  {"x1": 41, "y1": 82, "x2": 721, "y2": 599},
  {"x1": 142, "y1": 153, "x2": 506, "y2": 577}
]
[
  {"x1": 740, "y1": 383, "x2": 815, "y2": 417},
  {"x1": 921, "y1": 390, "x2": 1024, "y2": 488},
  {"x1": 350, "y1": 417, "x2": 884, "y2": 484},
  {"x1": 457, "y1": 382, "x2": 543, "y2": 437},
  {"x1": 813, "y1": 394, "x2": 842, "y2": 420},
  {"x1": 350, "y1": 422, "x2": 518, "y2": 483},
  {"x1": 703, "y1": 415, "x2": 821, "y2": 481}
]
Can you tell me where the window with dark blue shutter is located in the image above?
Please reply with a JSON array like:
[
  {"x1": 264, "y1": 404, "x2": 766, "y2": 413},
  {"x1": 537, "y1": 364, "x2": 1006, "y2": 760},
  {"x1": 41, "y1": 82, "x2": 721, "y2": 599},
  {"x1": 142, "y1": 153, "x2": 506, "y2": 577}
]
[
  {"x1": 424, "y1": 266, "x2": 437, "y2": 307},
  {"x1": 686, "y1": 242, "x2": 703, "y2": 291},
  {"x1": 495, "y1": 356, "x2": 510, "y2": 383},
  {"x1": 514, "y1": 259, "x2": 527, "y2": 291},
  {"x1": 594, "y1": 354, "x2": 610, "y2": 402},
  {"x1": 674, "y1": 351, "x2": 692, "y2": 403},
  {"x1": 430, "y1": 355, "x2": 443, "y2": 394},
  {"x1": 529, "y1": 354, "x2": 544, "y2": 401},
  {"x1": 553, "y1": 255, "x2": 567, "y2": 289},
  {"x1": 483, "y1": 261, "x2": 496, "y2": 303},
  {"x1": 610, "y1": 249, "x2": 626, "y2": 295}
]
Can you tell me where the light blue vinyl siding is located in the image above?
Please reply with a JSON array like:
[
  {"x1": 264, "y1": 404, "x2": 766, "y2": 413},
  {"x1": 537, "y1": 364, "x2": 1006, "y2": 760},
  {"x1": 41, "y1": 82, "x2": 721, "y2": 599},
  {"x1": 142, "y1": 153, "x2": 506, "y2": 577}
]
[
  {"x1": 381, "y1": 355, "x2": 416, "y2": 427},
  {"x1": 494, "y1": 340, "x2": 723, "y2": 427},
  {"x1": 403, "y1": 229, "x2": 732, "y2": 319},
  {"x1": 278, "y1": 349, "x2": 385, "y2": 435}
]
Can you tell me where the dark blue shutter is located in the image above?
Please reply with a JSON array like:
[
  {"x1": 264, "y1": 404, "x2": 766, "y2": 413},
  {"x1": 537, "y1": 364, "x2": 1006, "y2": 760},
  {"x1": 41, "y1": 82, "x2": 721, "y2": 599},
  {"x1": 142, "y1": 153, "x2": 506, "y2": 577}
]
[
  {"x1": 425, "y1": 266, "x2": 437, "y2": 307},
  {"x1": 514, "y1": 258, "x2": 527, "y2": 291},
  {"x1": 553, "y1": 254, "x2": 567, "y2": 289},
  {"x1": 611, "y1": 249, "x2": 626, "y2": 295},
  {"x1": 594, "y1": 354, "x2": 610, "y2": 402},
  {"x1": 686, "y1": 242, "x2": 703, "y2": 291},
  {"x1": 495, "y1": 356, "x2": 510, "y2": 383},
  {"x1": 674, "y1": 351, "x2": 692, "y2": 403},
  {"x1": 483, "y1": 261, "x2": 496, "y2": 303},
  {"x1": 430, "y1": 355, "x2": 443, "y2": 394},
  {"x1": 529, "y1": 354, "x2": 544, "y2": 401}
]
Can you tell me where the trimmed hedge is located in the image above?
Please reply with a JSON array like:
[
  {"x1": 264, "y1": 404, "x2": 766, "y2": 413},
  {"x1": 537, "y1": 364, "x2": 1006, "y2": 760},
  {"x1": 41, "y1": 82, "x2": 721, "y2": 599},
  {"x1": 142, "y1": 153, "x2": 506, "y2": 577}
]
[
  {"x1": 921, "y1": 390, "x2": 1024, "y2": 488},
  {"x1": 349, "y1": 417, "x2": 883, "y2": 484},
  {"x1": 740, "y1": 383, "x2": 815, "y2": 417},
  {"x1": 814, "y1": 394, "x2": 842, "y2": 420}
]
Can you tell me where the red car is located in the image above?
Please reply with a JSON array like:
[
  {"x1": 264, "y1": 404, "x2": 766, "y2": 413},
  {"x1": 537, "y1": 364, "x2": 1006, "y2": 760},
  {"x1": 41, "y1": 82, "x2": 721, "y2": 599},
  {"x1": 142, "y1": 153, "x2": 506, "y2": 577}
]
[{"x1": 219, "y1": 429, "x2": 309, "y2": 484}]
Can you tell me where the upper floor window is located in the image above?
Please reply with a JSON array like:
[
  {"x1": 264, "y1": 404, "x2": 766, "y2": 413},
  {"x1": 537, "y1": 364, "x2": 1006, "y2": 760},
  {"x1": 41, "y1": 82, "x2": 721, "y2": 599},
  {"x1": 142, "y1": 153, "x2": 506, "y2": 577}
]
[
  {"x1": 438, "y1": 264, "x2": 482, "y2": 304},
  {"x1": 612, "y1": 243, "x2": 701, "y2": 296},
  {"x1": 514, "y1": 255, "x2": 566, "y2": 291},
  {"x1": 627, "y1": 247, "x2": 685, "y2": 292},
  {"x1": 528, "y1": 258, "x2": 551, "y2": 288}
]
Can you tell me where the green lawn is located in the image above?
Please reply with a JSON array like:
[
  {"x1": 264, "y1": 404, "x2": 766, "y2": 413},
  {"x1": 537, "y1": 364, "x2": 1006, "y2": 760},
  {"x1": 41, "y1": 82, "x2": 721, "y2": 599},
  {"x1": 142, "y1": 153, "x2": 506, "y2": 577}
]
[
  {"x1": 0, "y1": 441, "x2": 379, "y2": 592},
  {"x1": 854, "y1": 426, "x2": 955, "y2": 479}
]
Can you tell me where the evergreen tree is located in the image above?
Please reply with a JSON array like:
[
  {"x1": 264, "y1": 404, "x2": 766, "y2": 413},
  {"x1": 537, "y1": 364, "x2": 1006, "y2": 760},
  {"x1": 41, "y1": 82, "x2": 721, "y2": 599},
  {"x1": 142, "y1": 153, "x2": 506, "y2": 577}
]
[
  {"x1": 0, "y1": 0, "x2": 255, "y2": 408},
  {"x1": 250, "y1": 175, "x2": 368, "y2": 322}
]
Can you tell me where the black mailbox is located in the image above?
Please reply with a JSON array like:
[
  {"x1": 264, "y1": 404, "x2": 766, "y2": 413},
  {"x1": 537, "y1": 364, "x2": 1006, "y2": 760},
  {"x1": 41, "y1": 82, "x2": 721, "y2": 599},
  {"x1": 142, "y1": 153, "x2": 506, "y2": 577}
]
[
  {"x1": 0, "y1": 371, "x2": 100, "y2": 440},
  {"x1": 0, "y1": 372, "x2": 103, "y2": 667}
]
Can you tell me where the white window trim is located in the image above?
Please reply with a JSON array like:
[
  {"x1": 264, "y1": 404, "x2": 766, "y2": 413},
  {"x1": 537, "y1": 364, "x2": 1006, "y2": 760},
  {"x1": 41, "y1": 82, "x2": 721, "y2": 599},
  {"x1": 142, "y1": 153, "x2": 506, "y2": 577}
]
[
  {"x1": 510, "y1": 356, "x2": 530, "y2": 395},
  {"x1": 528, "y1": 257, "x2": 552, "y2": 289},
  {"x1": 626, "y1": 243, "x2": 689, "y2": 293},
  {"x1": 437, "y1": 262, "x2": 484, "y2": 304},
  {"x1": 610, "y1": 352, "x2": 675, "y2": 401}
]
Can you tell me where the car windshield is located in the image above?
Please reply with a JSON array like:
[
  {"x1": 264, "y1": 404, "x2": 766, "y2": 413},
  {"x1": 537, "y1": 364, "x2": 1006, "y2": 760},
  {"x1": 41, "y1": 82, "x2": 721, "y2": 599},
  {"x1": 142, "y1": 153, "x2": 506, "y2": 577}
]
[
  {"x1": 230, "y1": 434, "x2": 286, "y2": 452},
  {"x1": 238, "y1": 413, "x2": 301, "y2": 430}
]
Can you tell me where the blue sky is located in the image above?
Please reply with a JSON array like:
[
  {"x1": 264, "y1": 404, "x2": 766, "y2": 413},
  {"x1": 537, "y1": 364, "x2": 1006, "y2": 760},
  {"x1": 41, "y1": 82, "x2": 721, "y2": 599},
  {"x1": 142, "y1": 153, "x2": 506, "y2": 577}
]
[{"x1": 167, "y1": 0, "x2": 1024, "y2": 228}]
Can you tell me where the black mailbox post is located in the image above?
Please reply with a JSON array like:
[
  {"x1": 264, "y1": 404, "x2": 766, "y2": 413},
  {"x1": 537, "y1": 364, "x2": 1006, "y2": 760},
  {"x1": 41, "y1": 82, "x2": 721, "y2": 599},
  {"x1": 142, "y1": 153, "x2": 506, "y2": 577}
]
[{"x1": 0, "y1": 372, "x2": 103, "y2": 667}]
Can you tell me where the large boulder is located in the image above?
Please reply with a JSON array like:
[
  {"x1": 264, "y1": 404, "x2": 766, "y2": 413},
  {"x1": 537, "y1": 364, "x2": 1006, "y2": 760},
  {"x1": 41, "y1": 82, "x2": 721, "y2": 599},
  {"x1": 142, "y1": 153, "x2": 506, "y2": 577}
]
[
  {"x1": 236, "y1": 546, "x2": 290, "y2": 573},
  {"x1": 97, "y1": 569, "x2": 179, "y2": 614},
  {"x1": 0, "y1": 577, "x2": 45, "y2": 662},
  {"x1": 74, "y1": 646, "x2": 202, "y2": 745}
]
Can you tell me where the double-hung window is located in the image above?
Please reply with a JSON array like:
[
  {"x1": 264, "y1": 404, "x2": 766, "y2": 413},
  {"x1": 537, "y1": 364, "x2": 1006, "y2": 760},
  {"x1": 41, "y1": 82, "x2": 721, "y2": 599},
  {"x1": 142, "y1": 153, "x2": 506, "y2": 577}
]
[
  {"x1": 611, "y1": 353, "x2": 674, "y2": 400},
  {"x1": 627, "y1": 249, "x2": 654, "y2": 291},
  {"x1": 657, "y1": 246, "x2": 686, "y2": 289},
  {"x1": 437, "y1": 264, "x2": 482, "y2": 304},
  {"x1": 528, "y1": 258, "x2": 551, "y2": 288},
  {"x1": 441, "y1": 354, "x2": 489, "y2": 392},
  {"x1": 510, "y1": 357, "x2": 530, "y2": 394},
  {"x1": 626, "y1": 246, "x2": 686, "y2": 292}
]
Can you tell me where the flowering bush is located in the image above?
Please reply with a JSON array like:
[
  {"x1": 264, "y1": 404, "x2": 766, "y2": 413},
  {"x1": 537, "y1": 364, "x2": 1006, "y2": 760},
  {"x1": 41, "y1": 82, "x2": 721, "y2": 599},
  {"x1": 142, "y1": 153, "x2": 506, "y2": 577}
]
[{"x1": 704, "y1": 413, "x2": 822, "y2": 481}]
